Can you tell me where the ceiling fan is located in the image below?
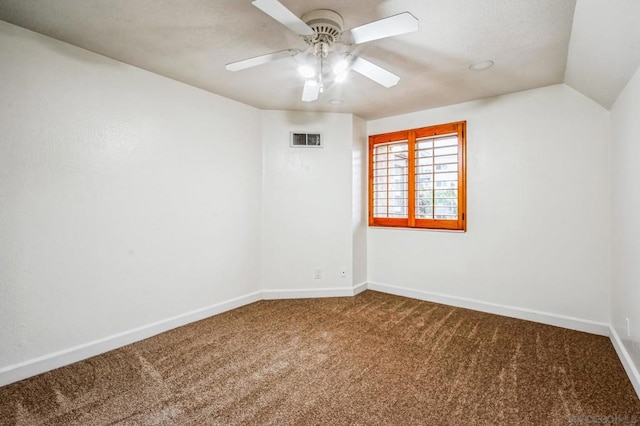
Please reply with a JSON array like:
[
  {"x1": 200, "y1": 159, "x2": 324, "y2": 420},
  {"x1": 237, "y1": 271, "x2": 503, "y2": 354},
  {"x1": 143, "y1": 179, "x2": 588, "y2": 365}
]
[{"x1": 225, "y1": 0, "x2": 419, "y2": 102}]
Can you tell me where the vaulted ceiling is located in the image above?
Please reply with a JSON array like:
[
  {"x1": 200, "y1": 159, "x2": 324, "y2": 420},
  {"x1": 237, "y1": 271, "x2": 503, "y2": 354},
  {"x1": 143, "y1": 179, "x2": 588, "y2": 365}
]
[{"x1": 0, "y1": 0, "x2": 638, "y2": 119}]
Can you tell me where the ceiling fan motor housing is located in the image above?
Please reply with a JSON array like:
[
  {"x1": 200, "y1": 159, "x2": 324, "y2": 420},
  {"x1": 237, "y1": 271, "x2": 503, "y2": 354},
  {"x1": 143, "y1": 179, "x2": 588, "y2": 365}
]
[{"x1": 301, "y1": 9, "x2": 344, "y2": 46}]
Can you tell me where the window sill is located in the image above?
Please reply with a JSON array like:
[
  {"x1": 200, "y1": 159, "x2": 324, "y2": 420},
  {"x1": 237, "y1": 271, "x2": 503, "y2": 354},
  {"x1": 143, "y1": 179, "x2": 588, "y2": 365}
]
[{"x1": 368, "y1": 225, "x2": 466, "y2": 233}]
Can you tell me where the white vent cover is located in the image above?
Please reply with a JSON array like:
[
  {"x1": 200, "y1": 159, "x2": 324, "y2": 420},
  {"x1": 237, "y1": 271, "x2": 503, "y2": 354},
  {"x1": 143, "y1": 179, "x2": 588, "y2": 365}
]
[{"x1": 291, "y1": 132, "x2": 322, "y2": 147}]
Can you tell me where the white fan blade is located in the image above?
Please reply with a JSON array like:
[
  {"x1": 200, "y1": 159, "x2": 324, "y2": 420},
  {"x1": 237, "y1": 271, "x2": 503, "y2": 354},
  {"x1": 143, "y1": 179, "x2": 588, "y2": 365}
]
[
  {"x1": 344, "y1": 12, "x2": 419, "y2": 45},
  {"x1": 302, "y1": 79, "x2": 320, "y2": 102},
  {"x1": 226, "y1": 49, "x2": 298, "y2": 71},
  {"x1": 351, "y1": 57, "x2": 400, "y2": 88},
  {"x1": 252, "y1": 0, "x2": 314, "y2": 36}
]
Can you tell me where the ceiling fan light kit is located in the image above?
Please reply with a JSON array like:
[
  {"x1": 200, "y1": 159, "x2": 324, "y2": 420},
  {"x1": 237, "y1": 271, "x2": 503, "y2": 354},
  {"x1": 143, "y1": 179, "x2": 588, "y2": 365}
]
[
  {"x1": 298, "y1": 63, "x2": 315, "y2": 78},
  {"x1": 226, "y1": 0, "x2": 419, "y2": 103}
]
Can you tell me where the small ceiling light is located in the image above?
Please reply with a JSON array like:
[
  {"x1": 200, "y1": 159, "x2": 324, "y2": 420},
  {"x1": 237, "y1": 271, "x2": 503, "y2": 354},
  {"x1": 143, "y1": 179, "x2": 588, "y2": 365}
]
[
  {"x1": 469, "y1": 60, "x2": 494, "y2": 71},
  {"x1": 298, "y1": 64, "x2": 315, "y2": 78},
  {"x1": 329, "y1": 99, "x2": 343, "y2": 105}
]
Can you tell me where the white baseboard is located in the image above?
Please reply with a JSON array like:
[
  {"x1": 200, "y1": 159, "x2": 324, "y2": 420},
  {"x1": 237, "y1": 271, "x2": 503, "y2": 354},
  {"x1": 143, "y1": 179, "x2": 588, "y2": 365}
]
[
  {"x1": 367, "y1": 282, "x2": 610, "y2": 336},
  {"x1": 0, "y1": 282, "x2": 626, "y2": 392},
  {"x1": 262, "y1": 283, "x2": 366, "y2": 300},
  {"x1": 0, "y1": 291, "x2": 262, "y2": 388},
  {"x1": 609, "y1": 326, "x2": 640, "y2": 399},
  {"x1": 353, "y1": 281, "x2": 368, "y2": 295}
]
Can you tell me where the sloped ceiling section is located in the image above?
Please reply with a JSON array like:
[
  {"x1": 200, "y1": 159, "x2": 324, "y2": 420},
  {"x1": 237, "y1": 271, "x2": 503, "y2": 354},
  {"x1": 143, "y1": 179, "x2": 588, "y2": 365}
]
[{"x1": 565, "y1": 0, "x2": 640, "y2": 108}]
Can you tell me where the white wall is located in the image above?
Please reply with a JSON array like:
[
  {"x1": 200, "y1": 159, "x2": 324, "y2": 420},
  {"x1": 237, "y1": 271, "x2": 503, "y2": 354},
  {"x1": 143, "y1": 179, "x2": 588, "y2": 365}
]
[
  {"x1": 0, "y1": 21, "x2": 262, "y2": 372},
  {"x1": 352, "y1": 115, "x2": 367, "y2": 287},
  {"x1": 611, "y1": 64, "x2": 640, "y2": 375},
  {"x1": 367, "y1": 84, "x2": 611, "y2": 324},
  {"x1": 261, "y1": 111, "x2": 356, "y2": 294}
]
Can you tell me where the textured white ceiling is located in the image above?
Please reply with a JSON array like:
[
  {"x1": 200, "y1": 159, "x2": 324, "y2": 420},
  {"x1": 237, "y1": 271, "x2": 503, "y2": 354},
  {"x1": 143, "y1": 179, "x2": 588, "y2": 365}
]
[{"x1": 0, "y1": 0, "x2": 626, "y2": 120}]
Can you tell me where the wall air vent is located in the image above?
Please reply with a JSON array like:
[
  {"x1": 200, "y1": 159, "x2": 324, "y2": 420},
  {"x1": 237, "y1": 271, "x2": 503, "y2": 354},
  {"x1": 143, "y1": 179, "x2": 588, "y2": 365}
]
[{"x1": 291, "y1": 132, "x2": 322, "y2": 148}]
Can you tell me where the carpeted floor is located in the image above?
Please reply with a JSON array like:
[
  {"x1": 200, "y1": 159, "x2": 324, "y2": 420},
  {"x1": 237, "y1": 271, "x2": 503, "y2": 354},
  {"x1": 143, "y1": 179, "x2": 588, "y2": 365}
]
[{"x1": 1, "y1": 290, "x2": 639, "y2": 425}]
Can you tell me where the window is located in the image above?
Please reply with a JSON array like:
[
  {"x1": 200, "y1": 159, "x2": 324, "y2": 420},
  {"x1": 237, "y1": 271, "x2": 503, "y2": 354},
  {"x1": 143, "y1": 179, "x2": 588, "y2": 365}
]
[{"x1": 368, "y1": 121, "x2": 466, "y2": 231}]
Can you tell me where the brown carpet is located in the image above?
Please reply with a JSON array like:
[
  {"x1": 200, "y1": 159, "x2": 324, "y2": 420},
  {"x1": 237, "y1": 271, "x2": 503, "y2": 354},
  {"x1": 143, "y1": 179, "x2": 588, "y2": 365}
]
[{"x1": 1, "y1": 290, "x2": 638, "y2": 425}]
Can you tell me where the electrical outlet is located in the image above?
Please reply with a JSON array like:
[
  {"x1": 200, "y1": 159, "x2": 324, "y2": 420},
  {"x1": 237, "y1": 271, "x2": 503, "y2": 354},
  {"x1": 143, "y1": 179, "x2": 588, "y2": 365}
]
[
  {"x1": 313, "y1": 268, "x2": 322, "y2": 280},
  {"x1": 626, "y1": 318, "x2": 631, "y2": 337}
]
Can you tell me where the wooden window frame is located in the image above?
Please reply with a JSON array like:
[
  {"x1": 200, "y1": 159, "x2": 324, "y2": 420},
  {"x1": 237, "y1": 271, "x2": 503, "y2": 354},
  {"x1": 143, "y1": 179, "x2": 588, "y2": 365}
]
[{"x1": 368, "y1": 121, "x2": 467, "y2": 231}]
